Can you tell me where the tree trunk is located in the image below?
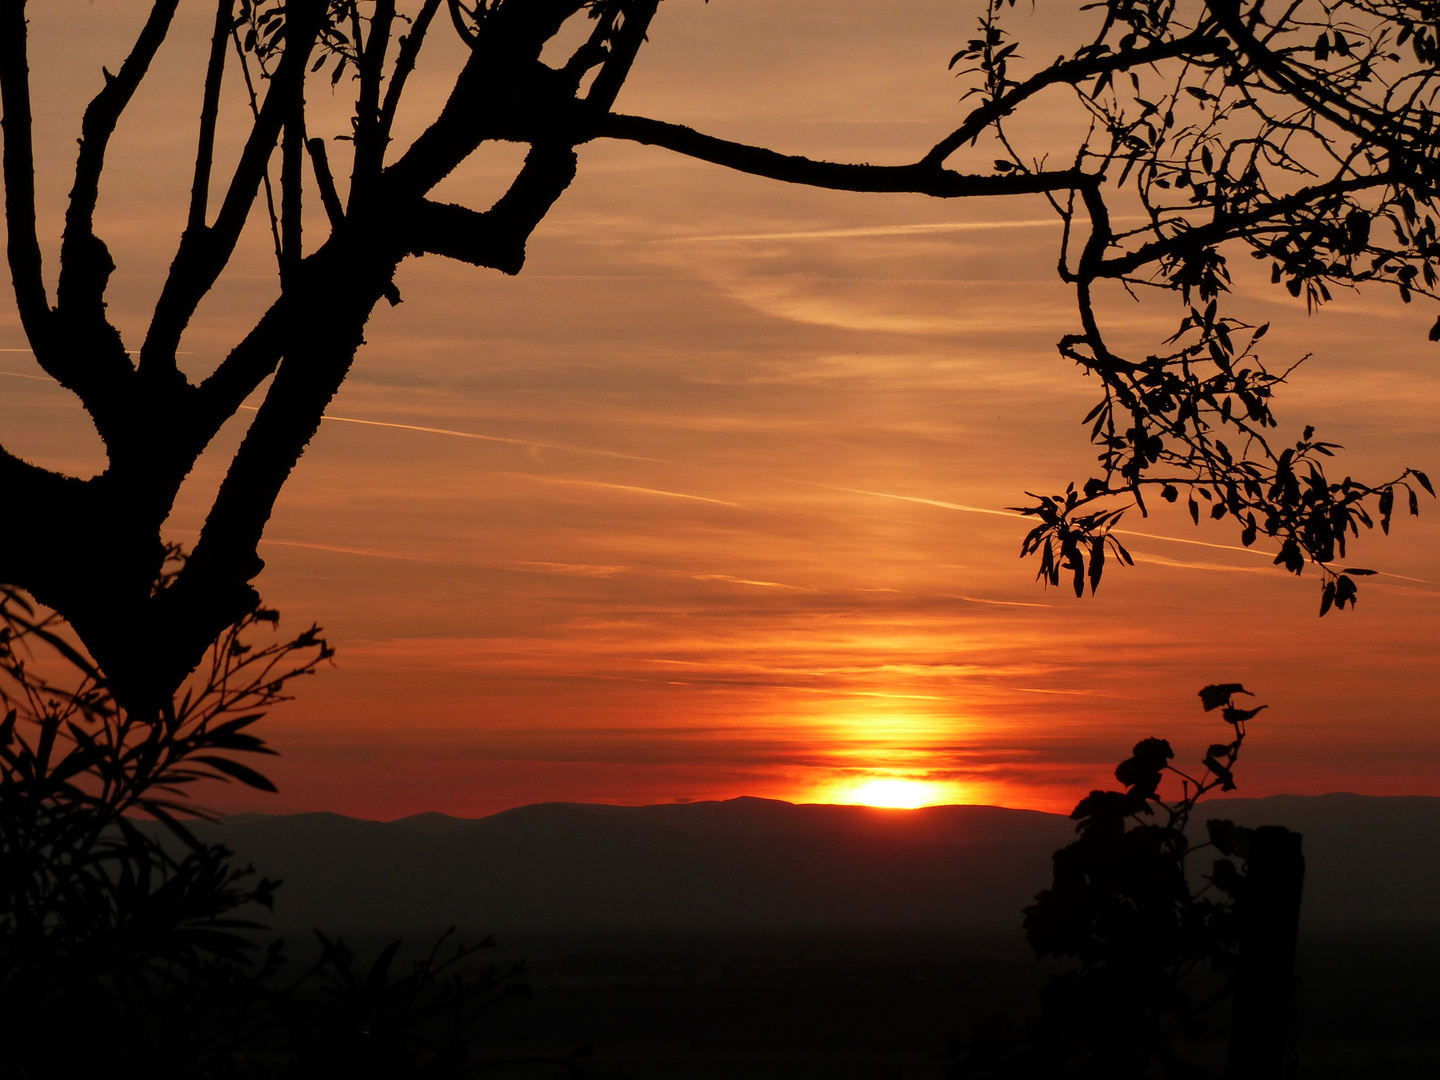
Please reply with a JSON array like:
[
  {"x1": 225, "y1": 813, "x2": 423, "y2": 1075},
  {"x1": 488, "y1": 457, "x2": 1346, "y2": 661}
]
[{"x1": 1226, "y1": 825, "x2": 1305, "y2": 1080}]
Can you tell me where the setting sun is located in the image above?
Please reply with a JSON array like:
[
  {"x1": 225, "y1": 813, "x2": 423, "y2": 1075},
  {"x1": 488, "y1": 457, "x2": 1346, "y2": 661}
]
[{"x1": 829, "y1": 777, "x2": 959, "y2": 809}]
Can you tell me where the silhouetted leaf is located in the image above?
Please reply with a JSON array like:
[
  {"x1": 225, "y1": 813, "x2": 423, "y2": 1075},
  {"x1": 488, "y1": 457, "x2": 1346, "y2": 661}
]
[
  {"x1": 1198, "y1": 684, "x2": 1248, "y2": 711},
  {"x1": 1203, "y1": 755, "x2": 1236, "y2": 790},
  {"x1": 193, "y1": 755, "x2": 278, "y2": 792},
  {"x1": 1221, "y1": 704, "x2": 1267, "y2": 724},
  {"x1": 1088, "y1": 537, "x2": 1105, "y2": 593},
  {"x1": 1070, "y1": 788, "x2": 1126, "y2": 823},
  {"x1": 1210, "y1": 856, "x2": 1244, "y2": 894},
  {"x1": 1335, "y1": 574, "x2": 1359, "y2": 609},
  {"x1": 1206, "y1": 818, "x2": 1253, "y2": 858}
]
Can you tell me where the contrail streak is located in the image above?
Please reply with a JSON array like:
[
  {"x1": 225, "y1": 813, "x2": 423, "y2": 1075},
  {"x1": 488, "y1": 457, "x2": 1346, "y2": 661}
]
[
  {"x1": 941, "y1": 594, "x2": 1051, "y2": 608},
  {"x1": 509, "y1": 473, "x2": 740, "y2": 507},
  {"x1": 5, "y1": 368, "x2": 659, "y2": 464},
  {"x1": 802, "y1": 481, "x2": 1021, "y2": 519},
  {"x1": 817, "y1": 481, "x2": 1434, "y2": 584},
  {"x1": 236, "y1": 404, "x2": 663, "y2": 462},
  {"x1": 657, "y1": 220, "x2": 1061, "y2": 243},
  {"x1": 658, "y1": 213, "x2": 1148, "y2": 245},
  {"x1": 693, "y1": 573, "x2": 804, "y2": 590}
]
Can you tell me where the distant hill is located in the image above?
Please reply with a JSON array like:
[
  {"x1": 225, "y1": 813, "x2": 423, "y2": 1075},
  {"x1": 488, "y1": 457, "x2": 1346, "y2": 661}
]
[
  {"x1": 1205, "y1": 793, "x2": 1440, "y2": 928},
  {"x1": 185, "y1": 794, "x2": 1440, "y2": 935}
]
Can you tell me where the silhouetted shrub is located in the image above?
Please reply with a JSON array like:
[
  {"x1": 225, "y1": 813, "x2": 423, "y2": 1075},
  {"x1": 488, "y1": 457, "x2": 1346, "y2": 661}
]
[
  {"x1": 0, "y1": 584, "x2": 550, "y2": 1078},
  {"x1": 951, "y1": 685, "x2": 1268, "y2": 1080}
]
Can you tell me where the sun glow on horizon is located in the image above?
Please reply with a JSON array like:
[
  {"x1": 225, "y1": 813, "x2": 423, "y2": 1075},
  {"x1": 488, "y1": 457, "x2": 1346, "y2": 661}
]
[{"x1": 826, "y1": 776, "x2": 962, "y2": 809}]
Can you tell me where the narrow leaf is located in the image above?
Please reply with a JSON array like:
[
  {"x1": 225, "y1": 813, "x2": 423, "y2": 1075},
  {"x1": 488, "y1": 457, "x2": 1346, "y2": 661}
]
[{"x1": 195, "y1": 756, "x2": 278, "y2": 792}]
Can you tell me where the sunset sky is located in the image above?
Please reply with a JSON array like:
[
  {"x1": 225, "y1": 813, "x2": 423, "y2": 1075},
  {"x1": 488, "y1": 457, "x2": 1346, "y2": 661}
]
[{"x1": 3, "y1": 0, "x2": 1438, "y2": 819}]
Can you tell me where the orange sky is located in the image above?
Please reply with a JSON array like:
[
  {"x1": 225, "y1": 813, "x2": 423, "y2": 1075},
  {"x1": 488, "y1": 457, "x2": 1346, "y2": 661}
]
[{"x1": 2, "y1": 1, "x2": 1438, "y2": 818}]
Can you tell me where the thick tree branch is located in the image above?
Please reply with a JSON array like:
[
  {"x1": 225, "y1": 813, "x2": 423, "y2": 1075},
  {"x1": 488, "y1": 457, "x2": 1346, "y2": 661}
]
[
  {"x1": 61, "y1": 0, "x2": 179, "y2": 288},
  {"x1": 280, "y1": 105, "x2": 305, "y2": 287},
  {"x1": 55, "y1": 0, "x2": 180, "y2": 402},
  {"x1": 140, "y1": 0, "x2": 327, "y2": 377},
  {"x1": 175, "y1": 144, "x2": 582, "y2": 655},
  {"x1": 593, "y1": 113, "x2": 1097, "y2": 197},
  {"x1": 377, "y1": 0, "x2": 442, "y2": 150},
  {"x1": 0, "y1": 446, "x2": 95, "y2": 603},
  {"x1": 194, "y1": 300, "x2": 289, "y2": 438},
  {"x1": 159, "y1": 247, "x2": 394, "y2": 691},
  {"x1": 350, "y1": 0, "x2": 396, "y2": 208},
  {"x1": 583, "y1": 0, "x2": 659, "y2": 113},
  {"x1": 380, "y1": 53, "x2": 505, "y2": 200},
  {"x1": 383, "y1": 2, "x2": 589, "y2": 200},
  {"x1": 446, "y1": 0, "x2": 477, "y2": 47},
  {"x1": 306, "y1": 137, "x2": 345, "y2": 229},
  {"x1": 0, "y1": 0, "x2": 53, "y2": 365},
  {"x1": 188, "y1": 0, "x2": 237, "y2": 233},
  {"x1": 404, "y1": 142, "x2": 578, "y2": 273}
]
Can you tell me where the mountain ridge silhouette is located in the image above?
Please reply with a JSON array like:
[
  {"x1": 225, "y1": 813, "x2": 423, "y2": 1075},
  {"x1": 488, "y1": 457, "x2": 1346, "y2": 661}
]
[{"x1": 191, "y1": 793, "x2": 1440, "y2": 934}]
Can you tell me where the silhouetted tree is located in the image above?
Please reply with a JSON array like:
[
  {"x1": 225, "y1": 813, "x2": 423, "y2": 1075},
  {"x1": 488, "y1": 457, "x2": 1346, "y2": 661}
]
[
  {"x1": 2, "y1": 0, "x2": 1435, "y2": 707},
  {"x1": 949, "y1": 684, "x2": 1289, "y2": 1080}
]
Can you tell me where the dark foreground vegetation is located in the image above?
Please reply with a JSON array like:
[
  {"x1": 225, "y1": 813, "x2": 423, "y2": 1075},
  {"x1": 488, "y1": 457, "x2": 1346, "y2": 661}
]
[
  {"x1": 3, "y1": 0, "x2": 1439, "y2": 727},
  {"x1": 12, "y1": 573, "x2": 1429, "y2": 1080},
  {"x1": 183, "y1": 794, "x2": 1440, "y2": 1076},
  {"x1": 0, "y1": 586, "x2": 557, "y2": 1078},
  {"x1": 6, "y1": 1, "x2": 1440, "y2": 1075},
  {"x1": 235, "y1": 917, "x2": 1440, "y2": 1078},
  {"x1": 437, "y1": 927, "x2": 1440, "y2": 1080}
]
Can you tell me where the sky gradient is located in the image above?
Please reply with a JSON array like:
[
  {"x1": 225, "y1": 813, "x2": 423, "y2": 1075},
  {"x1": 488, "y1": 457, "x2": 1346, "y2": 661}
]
[{"x1": 3, "y1": 0, "x2": 1438, "y2": 818}]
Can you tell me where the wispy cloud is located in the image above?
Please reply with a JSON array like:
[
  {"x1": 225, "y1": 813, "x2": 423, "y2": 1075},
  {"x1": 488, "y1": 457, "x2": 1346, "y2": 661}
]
[
  {"x1": 714, "y1": 277, "x2": 1074, "y2": 335},
  {"x1": 1008, "y1": 686, "x2": 1125, "y2": 698},
  {"x1": 1113, "y1": 526, "x2": 1276, "y2": 559},
  {"x1": 1131, "y1": 552, "x2": 1283, "y2": 576},
  {"x1": 941, "y1": 594, "x2": 1051, "y2": 609},
  {"x1": 226, "y1": 536, "x2": 630, "y2": 579},
  {"x1": 800, "y1": 481, "x2": 1022, "y2": 519},
  {"x1": 512, "y1": 561, "x2": 630, "y2": 577},
  {"x1": 257, "y1": 538, "x2": 433, "y2": 563},
  {"x1": 508, "y1": 473, "x2": 741, "y2": 507},
  {"x1": 236, "y1": 404, "x2": 662, "y2": 462},
  {"x1": 808, "y1": 483, "x2": 1434, "y2": 583},
  {"x1": 693, "y1": 573, "x2": 805, "y2": 590}
]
